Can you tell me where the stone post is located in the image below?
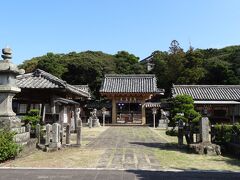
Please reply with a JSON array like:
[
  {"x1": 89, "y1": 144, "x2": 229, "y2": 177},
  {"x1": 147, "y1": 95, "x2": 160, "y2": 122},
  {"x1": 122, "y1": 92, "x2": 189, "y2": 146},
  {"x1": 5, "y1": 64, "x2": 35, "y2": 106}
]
[
  {"x1": 178, "y1": 120, "x2": 184, "y2": 146},
  {"x1": 211, "y1": 125, "x2": 216, "y2": 143},
  {"x1": 112, "y1": 97, "x2": 117, "y2": 124},
  {"x1": 200, "y1": 117, "x2": 210, "y2": 143},
  {"x1": 141, "y1": 99, "x2": 146, "y2": 125},
  {"x1": 76, "y1": 126, "x2": 81, "y2": 146},
  {"x1": 152, "y1": 108, "x2": 157, "y2": 128},
  {"x1": 101, "y1": 107, "x2": 107, "y2": 126},
  {"x1": 36, "y1": 123, "x2": 41, "y2": 144},
  {"x1": 45, "y1": 124, "x2": 51, "y2": 146},
  {"x1": 26, "y1": 123, "x2": 31, "y2": 132},
  {"x1": 89, "y1": 118, "x2": 92, "y2": 128},
  {"x1": 50, "y1": 123, "x2": 61, "y2": 149},
  {"x1": 66, "y1": 123, "x2": 71, "y2": 145},
  {"x1": 77, "y1": 119, "x2": 82, "y2": 146}
]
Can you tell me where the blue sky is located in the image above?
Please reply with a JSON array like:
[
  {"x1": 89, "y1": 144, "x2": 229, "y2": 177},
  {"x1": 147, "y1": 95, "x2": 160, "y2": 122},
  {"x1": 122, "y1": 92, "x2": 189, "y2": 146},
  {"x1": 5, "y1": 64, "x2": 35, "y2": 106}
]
[{"x1": 1, "y1": 0, "x2": 240, "y2": 64}]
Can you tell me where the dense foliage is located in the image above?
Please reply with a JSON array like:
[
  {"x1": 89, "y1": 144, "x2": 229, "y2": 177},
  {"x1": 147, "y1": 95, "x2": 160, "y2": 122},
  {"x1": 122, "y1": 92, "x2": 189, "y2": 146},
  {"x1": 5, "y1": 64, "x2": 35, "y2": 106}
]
[
  {"x1": 22, "y1": 109, "x2": 41, "y2": 130},
  {"x1": 213, "y1": 124, "x2": 240, "y2": 144},
  {"x1": 0, "y1": 130, "x2": 20, "y2": 162},
  {"x1": 19, "y1": 41, "x2": 240, "y2": 98},
  {"x1": 150, "y1": 42, "x2": 240, "y2": 95},
  {"x1": 171, "y1": 94, "x2": 201, "y2": 125},
  {"x1": 19, "y1": 51, "x2": 146, "y2": 98}
]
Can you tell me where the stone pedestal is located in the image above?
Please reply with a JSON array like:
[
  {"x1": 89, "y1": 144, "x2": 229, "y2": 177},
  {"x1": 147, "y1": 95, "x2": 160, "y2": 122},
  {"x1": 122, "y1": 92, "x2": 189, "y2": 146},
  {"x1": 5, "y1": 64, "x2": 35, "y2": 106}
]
[
  {"x1": 189, "y1": 142, "x2": 221, "y2": 155},
  {"x1": 88, "y1": 109, "x2": 101, "y2": 128},
  {"x1": 92, "y1": 118, "x2": 101, "y2": 127},
  {"x1": 158, "y1": 119, "x2": 168, "y2": 129},
  {"x1": 189, "y1": 117, "x2": 221, "y2": 155},
  {"x1": 0, "y1": 47, "x2": 30, "y2": 145}
]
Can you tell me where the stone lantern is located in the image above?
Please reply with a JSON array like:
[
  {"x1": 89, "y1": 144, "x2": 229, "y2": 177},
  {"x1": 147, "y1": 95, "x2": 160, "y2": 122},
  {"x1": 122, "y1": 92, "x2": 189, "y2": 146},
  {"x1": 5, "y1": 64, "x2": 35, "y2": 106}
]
[
  {"x1": 101, "y1": 107, "x2": 107, "y2": 126},
  {"x1": 0, "y1": 47, "x2": 29, "y2": 144},
  {"x1": 152, "y1": 108, "x2": 157, "y2": 128}
]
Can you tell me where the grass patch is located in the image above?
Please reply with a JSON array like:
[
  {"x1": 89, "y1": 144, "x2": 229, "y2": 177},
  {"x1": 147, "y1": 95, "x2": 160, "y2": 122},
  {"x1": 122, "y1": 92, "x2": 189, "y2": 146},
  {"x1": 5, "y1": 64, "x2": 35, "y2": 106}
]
[
  {"x1": 1, "y1": 148, "x2": 104, "y2": 168},
  {"x1": 1, "y1": 127, "x2": 109, "y2": 168},
  {"x1": 153, "y1": 128, "x2": 240, "y2": 171},
  {"x1": 154, "y1": 147, "x2": 240, "y2": 171}
]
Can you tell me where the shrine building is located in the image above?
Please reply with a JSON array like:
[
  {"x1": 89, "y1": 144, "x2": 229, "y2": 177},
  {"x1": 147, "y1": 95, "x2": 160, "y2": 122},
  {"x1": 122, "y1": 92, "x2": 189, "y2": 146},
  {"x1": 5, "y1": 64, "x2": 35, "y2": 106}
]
[{"x1": 100, "y1": 74, "x2": 164, "y2": 125}]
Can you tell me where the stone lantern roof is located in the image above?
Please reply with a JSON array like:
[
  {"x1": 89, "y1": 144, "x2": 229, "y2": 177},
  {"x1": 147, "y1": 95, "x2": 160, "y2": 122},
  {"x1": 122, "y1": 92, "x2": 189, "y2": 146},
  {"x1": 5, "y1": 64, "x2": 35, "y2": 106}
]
[{"x1": 0, "y1": 47, "x2": 25, "y2": 74}]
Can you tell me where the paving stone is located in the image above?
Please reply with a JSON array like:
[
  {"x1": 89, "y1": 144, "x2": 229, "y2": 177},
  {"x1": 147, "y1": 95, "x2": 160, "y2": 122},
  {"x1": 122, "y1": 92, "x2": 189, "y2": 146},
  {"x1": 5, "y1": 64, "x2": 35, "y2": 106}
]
[{"x1": 86, "y1": 127, "x2": 166, "y2": 170}]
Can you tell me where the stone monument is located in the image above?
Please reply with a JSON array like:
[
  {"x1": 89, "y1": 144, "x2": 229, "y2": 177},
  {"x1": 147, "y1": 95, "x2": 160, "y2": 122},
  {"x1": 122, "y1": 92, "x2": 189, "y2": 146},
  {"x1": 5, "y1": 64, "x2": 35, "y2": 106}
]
[
  {"x1": 158, "y1": 109, "x2": 169, "y2": 129},
  {"x1": 189, "y1": 117, "x2": 221, "y2": 155},
  {"x1": 49, "y1": 123, "x2": 61, "y2": 149},
  {"x1": 0, "y1": 47, "x2": 30, "y2": 145},
  {"x1": 88, "y1": 109, "x2": 101, "y2": 127}
]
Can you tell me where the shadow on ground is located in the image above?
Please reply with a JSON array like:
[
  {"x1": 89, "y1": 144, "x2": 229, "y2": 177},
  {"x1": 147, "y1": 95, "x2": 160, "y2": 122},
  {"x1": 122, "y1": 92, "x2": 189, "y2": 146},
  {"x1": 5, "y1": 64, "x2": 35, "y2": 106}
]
[
  {"x1": 126, "y1": 169, "x2": 240, "y2": 180},
  {"x1": 130, "y1": 142, "x2": 189, "y2": 153}
]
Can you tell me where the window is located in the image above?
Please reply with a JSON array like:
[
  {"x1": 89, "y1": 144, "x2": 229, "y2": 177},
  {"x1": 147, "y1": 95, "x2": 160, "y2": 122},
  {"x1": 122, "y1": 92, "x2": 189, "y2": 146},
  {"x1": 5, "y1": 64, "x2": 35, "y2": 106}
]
[{"x1": 19, "y1": 104, "x2": 27, "y2": 114}]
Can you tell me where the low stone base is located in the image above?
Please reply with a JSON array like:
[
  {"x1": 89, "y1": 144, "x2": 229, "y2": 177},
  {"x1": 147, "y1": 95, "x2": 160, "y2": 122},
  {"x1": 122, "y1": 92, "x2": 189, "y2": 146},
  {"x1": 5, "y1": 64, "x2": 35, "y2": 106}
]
[
  {"x1": 11, "y1": 126, "x2": 26, "y2": 134},
  {"x1": 14, "y1": 132, "x2": 30, "y2": 144},
  {"x1": 92, "y1": 119, "x2": 101, "y2": 127},
  {"x1": 158, "y1": 123, "x2": 168, "y2": 129},
  {"x1": 158, "y1": 119, "x2": 168, "y2": 129},
  {"x1": 189, "y1": 142, "x2": 221, "y2": 155},
  {"x1": 0, "y1": 116, "x2": 21, "y2": 130},
  {"x1": 17, "y1": 138, "x2": 38, "y2": 157},
  {"x1": 49, "y1": 142, "x2": 61, "y2": 149}
]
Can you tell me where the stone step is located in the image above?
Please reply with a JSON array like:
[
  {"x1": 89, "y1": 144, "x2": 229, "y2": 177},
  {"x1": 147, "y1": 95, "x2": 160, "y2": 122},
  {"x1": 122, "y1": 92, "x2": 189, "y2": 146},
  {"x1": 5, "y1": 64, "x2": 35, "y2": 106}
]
[
  {"x1": 14, "y1": 132, "x2": 30, "y2": 143},
  {"x1": 11, "y1": 127, "x2": 26, "y2": 134}
]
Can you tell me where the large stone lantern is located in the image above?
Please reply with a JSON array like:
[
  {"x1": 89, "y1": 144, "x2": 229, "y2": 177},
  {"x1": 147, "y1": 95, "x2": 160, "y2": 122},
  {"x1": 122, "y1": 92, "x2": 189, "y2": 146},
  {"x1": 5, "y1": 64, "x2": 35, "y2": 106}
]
[{"x1": 0, "y1": 47, "x2": 25, "y2": 130}]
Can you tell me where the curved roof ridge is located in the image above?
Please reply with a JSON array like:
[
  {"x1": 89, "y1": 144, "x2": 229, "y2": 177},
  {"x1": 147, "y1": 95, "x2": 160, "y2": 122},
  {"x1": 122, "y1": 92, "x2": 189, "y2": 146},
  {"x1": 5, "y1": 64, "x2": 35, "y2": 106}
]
[{"x1": 173, "y1": 84, "x2": 240, "y2": 88}]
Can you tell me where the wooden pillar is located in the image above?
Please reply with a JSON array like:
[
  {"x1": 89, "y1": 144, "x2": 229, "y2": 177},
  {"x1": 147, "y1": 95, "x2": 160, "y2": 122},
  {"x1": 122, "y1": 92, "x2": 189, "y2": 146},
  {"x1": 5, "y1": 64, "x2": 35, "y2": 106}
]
[
  {"x1": 50, "y1": 98, "x2": 56, "y2": 114},
  {"x1": 141, "y1": 98, "x2": 146, "y2": 125},
  {"x1": 112, "y1": 97, "x2": 117, "y2": 124},
  {"x1": 73, "y1": 105, "x2": 77, "y2": 132},
  {"x1": 42, "y1": 104, "x2": 46, "y2": 123}
]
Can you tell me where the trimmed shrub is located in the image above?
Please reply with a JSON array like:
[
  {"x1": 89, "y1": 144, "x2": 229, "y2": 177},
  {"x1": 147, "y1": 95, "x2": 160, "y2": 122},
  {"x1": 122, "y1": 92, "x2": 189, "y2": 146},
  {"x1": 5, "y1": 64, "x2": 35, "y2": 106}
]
[
  {"x1": 171, "y1": 94, "x2": 201, "y2": 125},
  {"x1": 0, "y1": 130, "x2": 20, "y2": 162},
  {"x1": 213, "y1": 124, "x2": 240, "y2": 144},
  {"x1": 22, "y1": 109, "x2": 41, "y2": 130},
  {"x1": 166, "y1": 129, "x2": 178, "y2": 136}
]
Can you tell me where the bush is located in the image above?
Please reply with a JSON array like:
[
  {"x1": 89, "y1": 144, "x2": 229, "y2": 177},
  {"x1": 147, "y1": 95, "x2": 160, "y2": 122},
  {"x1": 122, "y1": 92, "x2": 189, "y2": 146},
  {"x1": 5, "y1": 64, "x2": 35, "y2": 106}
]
[
  {"x1": 0, "y1": 130, "x2": 20, "y2": 162},
  {"x1": 171, "y1": 94, "x2": 201, "y2": 125},
  {"x1": 22, "y1": 109, "x2": 41, "y2": 130},
  {"x1": 166, "y1": 129, "x2": 178, "y2": 136},
  {"x1": 213, "y1": 124, "x2": 240, "y2": 144}
]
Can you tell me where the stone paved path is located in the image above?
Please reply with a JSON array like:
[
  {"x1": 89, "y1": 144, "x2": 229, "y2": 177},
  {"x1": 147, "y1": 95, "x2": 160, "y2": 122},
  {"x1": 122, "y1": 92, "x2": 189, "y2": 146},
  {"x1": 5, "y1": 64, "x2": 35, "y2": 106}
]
[{"x1": 86, "y1": 126, "x2": 168, "y2": 170}]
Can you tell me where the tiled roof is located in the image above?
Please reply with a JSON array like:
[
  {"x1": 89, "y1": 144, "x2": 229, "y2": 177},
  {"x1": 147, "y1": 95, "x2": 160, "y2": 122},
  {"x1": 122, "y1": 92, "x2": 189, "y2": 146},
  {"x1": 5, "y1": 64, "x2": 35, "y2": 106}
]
[
  {"x1": 73, "y1": 85, "x2": 91, "y2": 96},
  {"x1": 100, "y1": 74, "x2": 163, "y2": 94},
  {"x1": 172, "y1": 85, "x2": 240, "y2": 101},
  {"x1": 54, "y1": 98, "x2": 80, "y2": 105},
  {"x1": 16, "y1": 69, "x2": 91, "y2": 98}
]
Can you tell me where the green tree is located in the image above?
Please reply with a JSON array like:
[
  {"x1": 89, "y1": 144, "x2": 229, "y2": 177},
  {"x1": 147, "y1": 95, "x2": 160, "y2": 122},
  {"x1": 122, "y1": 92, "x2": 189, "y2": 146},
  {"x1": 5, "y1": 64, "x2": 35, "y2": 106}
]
[
  {"x1": 22, "y1": 109, "x2": 41, "y2": 130},
  {"x1": 171, "y1": 94, "x2": 201, "y2": 125},
  {"x1": 36, "y1": 52, "x2": 66, "y2": 78}
]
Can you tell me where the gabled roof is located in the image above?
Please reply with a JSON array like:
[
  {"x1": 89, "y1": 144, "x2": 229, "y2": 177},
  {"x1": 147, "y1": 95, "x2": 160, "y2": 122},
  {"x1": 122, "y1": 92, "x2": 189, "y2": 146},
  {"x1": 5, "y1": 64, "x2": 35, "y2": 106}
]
[
  {"x1": 140, "y1": 54, "x2": 153, "y2": 63},
  {"x1": 16, "y1": 69, "x2": 91, "y2": 98},
  {"x1": 73, "y1": 85, "x2": 91, "y2": 96},
  {"x1": 100, "y1": 74, "x2": 164, "y2": 94},
  {"x1": 172, "y1": 85, "x2": 240, "y2": 101}
]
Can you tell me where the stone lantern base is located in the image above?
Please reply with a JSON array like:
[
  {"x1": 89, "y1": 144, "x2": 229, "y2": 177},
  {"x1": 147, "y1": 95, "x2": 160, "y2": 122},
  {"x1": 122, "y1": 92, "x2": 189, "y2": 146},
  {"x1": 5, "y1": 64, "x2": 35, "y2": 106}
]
[
  {"x1": 0, "y1": 116, "x2": 21, "y2": 131},
  {"x1": 0, "y1": 116, "x2": 30, "y2": 145}
]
